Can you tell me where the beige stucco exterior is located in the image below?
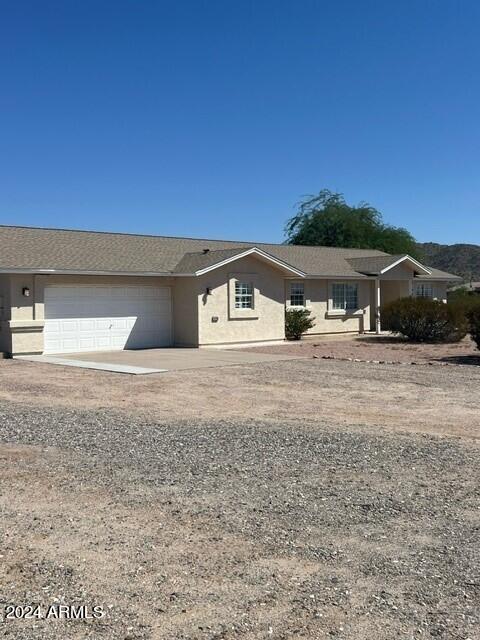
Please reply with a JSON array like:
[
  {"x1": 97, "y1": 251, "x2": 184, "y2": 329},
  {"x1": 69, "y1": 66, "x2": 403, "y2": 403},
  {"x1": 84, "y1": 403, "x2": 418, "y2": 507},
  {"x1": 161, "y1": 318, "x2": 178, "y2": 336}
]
[
  {"x1": 0, "y1": 257, "x2": 452, "y2": 355},
  {"x1": 286, "y1": 278, "x2": 371, "y2": 335},
  {"x1": 380, "y1": 280, "x2": 411, "y2": 306},
  {"x1": 172, "y1": 276, "x2": 199, "y2": 346},
  {"x1": 0, "y1": 274, "x2": 12, "y2": 353},
  {"x1": 196, "y1": 255, "x2": 287, "y2": 346}
]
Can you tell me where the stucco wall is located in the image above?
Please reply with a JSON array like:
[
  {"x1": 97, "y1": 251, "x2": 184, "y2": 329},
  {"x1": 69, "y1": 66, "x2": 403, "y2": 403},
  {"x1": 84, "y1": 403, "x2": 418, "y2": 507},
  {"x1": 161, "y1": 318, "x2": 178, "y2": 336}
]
[
  {"x1": 381, "y1": 280, "x2": 411, "y2": 306},
  {"x1": 4, "y1": 274, "x2": 43, "y2": 354},
  {"x1": 9, "y1": 274, "x2": 36, "y2": 321},
  {"x1": 197, "y1": 256, "x2": 286, "y2": 345},
  {"x1": 172, "y1": 277, "x2": 199, "y2": 346},
  {"x1": 0, "y1": 275, "x2": 11, "y2": 319},
  {"x1": 0, "y1": 269, "x2": 454, "y2": 354},
  {"x1": 379, "y1": 263, "x2": 415, "y2": 280},
  {"x1": 286, "y1": 279, "x2": 371, "y2": 334},
  {"x1": 381, "y1": 279, "x2": 449, "y2": 306},
  {"x1": 0, "y1": 275, "x2": 12, "y2": 352}
]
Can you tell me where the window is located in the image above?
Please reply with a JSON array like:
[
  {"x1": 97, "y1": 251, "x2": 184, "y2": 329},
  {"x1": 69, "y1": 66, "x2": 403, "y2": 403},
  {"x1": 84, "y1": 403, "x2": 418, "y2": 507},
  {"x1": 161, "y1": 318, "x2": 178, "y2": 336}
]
[
  {"x1": 290, "y1": 282, "x2": 305, "y2": 306},
  {"x1": 332, "y1": 283, "x2": 358, "y2": 311},
  {"x1": 235, "y1": 281, "x2": 253, "y2": 309},
  {"x1": 415, "y1": 283, "x2": 434, "y2": 298}
]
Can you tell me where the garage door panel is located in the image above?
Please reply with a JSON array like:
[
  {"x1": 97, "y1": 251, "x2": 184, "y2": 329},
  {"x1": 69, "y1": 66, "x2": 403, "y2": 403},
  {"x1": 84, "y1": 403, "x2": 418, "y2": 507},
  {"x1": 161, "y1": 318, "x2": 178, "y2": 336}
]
[
  {"x1": 79, "y1": 337, "x2": 97, "y2": 350},
  {"x1": 110, "y1": 317, "x2": 129, "y2": 330},
  {"x1": 61, "y1": 320, "x2": 79, "y2": 332},
  {"x1": 95, "y1": 318, "x2": 111, "y2": 330},
  {"x1": 61, "y1": 337, "x2": 81, "y2": 350},
  {"x1": 79, "y1": 319, "x2": 96, "y2": 331},
  {"x1": 96, "y1": 335, "x2": 113, "y2": 348},
  {"x1": 44, "y1": 338, "x2": 61, "y2": 352},
  {"x1": 44, "y1": 285, "x2": 172, "y2": 354}
]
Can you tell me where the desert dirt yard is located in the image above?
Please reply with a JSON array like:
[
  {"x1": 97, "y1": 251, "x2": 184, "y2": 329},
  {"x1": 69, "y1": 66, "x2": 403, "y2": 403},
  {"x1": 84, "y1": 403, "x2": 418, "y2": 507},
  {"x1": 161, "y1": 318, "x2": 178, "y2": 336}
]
[
  {"x1": 0, "y1": 352, "x2": 479, "y2": 639},
  {"x1": 242, "y1": 334, "x2": 480, "y2": 367}
]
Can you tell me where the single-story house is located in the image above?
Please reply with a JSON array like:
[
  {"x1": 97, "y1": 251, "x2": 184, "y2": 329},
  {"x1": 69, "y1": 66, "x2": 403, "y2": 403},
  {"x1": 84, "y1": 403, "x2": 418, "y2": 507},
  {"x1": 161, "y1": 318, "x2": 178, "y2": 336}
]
[{"x1": 0, "y1": 225, "x2": 461, "y2": 356}]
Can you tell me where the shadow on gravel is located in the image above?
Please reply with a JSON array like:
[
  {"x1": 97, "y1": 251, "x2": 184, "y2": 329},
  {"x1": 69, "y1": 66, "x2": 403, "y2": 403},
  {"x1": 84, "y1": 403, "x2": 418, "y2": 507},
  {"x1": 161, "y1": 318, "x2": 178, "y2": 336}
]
[
  {"x1": 436, "y1": 355, "x2": 480, "y2": 366},
  {"x1": 354, "y1": 336, "x2": 409, "y2": 345}
]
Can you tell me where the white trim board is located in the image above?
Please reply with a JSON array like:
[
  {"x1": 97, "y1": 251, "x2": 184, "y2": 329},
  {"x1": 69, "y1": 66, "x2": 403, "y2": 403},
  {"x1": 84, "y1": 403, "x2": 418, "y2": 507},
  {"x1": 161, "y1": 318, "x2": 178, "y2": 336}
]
[
  {"x1": 380, "y1": 255, "x2": 431, "y2": 275},
  {"x1": 194, "y1": 247, "x2": 306, "y2": 277}
]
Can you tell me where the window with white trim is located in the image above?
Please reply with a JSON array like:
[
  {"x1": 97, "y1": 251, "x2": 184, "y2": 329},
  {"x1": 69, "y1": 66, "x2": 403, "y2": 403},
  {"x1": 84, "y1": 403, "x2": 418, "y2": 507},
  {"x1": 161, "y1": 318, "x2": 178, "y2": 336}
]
[
  {"x1": 235, "y1": 281, "x2": 254, "y2": 309},
  {"x1": 332, "y1": 283, "x2": 358, "y2": 310},
  {"x1": 290, "y1": 282, "x2": 305, "y2": 306},
  {"x1": 415, "y1": 283, "x2": 434, "y2": 298}
]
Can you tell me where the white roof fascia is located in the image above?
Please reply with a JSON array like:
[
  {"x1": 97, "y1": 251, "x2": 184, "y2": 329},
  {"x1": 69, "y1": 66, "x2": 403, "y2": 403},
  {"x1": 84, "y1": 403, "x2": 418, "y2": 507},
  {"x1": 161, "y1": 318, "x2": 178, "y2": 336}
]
[
  {"x1": 0, "y1": 268, "x2": 173, "y2": 276},
  {"x1": 380, "y1": 255, "x2": 431, "y2": 275},
  {"x1": 194, "y1": 247, "x2": 306, "y2": 277}
]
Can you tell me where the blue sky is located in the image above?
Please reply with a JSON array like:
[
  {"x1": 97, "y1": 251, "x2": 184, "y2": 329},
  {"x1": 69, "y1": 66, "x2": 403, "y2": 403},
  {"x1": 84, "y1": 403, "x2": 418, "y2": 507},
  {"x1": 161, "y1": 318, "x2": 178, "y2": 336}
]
[{"x1": 1, "y1": 1, "x2": 479, "y2": 244}]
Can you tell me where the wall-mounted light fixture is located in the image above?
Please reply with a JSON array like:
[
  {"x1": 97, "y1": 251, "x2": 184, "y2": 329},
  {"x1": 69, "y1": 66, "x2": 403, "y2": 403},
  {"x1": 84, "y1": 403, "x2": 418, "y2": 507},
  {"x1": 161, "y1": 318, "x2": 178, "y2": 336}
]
[{"x1": 22, "y1": 287, "x2": 30, "y2": 297}]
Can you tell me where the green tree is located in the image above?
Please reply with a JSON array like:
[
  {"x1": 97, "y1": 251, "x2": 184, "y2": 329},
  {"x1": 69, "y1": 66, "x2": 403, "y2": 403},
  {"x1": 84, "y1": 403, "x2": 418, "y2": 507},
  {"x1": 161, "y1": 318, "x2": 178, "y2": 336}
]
[{"x1": 285, "y1": 190, "x2": 419, "y2": 257}]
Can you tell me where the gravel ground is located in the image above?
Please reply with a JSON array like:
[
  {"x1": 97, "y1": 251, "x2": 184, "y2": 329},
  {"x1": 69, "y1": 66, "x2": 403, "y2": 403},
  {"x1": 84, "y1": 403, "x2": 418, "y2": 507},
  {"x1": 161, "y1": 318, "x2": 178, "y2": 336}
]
[
  {"x1": 1, "y1": 357, "x2": 480, "y2": 440},
  {"x1": 0, "y1": 399, "x2": 479, "y2": 639}
]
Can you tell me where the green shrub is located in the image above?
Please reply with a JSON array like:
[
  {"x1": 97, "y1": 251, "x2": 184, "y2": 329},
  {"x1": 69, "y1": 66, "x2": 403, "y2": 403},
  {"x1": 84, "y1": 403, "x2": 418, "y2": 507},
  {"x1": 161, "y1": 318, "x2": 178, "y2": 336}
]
[
  {"x1": 467, "y1": 307, "x2": 480, "y2": 350},
  {"x1": 381, "y1": 297, "x2": 468, "y2": 343},
  {"x1": 285, "y1": 308, "x2": 315, "y2": 340},
  {"x1": 448, "y1": 296, "x2": 480, "y2": 349},
  {"x1": 450, "y1": 295, "x2": 480, "y2": 320}
]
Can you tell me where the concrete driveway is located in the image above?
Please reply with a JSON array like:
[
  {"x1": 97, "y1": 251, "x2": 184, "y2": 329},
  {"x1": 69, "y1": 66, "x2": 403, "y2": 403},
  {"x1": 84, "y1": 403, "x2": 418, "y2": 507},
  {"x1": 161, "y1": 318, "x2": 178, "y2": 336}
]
[{"x1": 17, "y1": 347, "x2": 303, "y2": 374}]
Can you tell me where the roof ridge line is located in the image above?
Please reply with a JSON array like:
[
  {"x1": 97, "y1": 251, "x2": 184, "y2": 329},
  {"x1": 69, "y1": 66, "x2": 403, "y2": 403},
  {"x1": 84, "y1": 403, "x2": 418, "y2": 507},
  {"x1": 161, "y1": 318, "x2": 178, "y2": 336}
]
[
  {"x1": 0, "y1": 224, "x2": 388, "y2": 253},
  {"x1": 180, "y1": 245, "x2": 254, "y2": 256}
]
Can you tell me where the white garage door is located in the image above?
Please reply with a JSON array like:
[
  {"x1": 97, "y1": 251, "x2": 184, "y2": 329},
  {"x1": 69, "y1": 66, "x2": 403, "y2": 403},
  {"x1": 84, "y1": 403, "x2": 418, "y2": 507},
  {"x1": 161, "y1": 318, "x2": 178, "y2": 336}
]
[{"x1": 44, "y1": 285, "x2": 172, "y2": 354}]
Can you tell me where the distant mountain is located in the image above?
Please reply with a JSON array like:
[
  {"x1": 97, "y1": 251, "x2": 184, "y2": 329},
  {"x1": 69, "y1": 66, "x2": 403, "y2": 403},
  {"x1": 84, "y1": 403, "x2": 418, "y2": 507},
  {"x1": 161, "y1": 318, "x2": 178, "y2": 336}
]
[{"x1": 418, "y1": 242, "x2": 480, "y2": 283}]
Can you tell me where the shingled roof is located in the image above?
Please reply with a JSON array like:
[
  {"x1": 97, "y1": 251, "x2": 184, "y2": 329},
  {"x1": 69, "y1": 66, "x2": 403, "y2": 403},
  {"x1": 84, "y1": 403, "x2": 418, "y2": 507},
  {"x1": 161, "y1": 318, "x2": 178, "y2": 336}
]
[
  {"x1": 173, "y1": 247, "x2": 256, "y2": 273},
  {"x1": 347, "y1": 255, "x2": 408, "y2": 275},
  {"x1": 347, "y1": 254, "x2": 430, "y2": 275},
  {"x1": 0, "y1": 225, "x2": 460, "y2": 280}
]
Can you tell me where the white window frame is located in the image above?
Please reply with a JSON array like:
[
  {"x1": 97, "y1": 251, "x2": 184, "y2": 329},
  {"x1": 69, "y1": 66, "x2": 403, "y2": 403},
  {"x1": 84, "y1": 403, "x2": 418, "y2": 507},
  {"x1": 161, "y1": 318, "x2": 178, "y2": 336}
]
[
  {"x1": 289, "y1": 282, "x2": 305, "y2": 307},
  {"x1": 331, "y1": 282, "x2": 359, "y2": 311},
  {"x1": 228, "y1": 273, "x2": 259, "y2": 320},
  {"x1": 414, "y1": 283, "x2": 434, "y2": 298},
  {"x1": 234, "y1": 280, "x2": 254, "y2": 309}
]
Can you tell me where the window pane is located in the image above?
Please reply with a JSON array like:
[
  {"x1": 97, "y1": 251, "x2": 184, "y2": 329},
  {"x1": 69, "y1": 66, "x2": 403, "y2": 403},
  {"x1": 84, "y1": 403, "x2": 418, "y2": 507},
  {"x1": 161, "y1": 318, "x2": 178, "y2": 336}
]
[
  {"x1": 290, "y1": 282, "x2": 304, "y2": 306},
  {"x1": 332, "y1": 283, "x2": 345, "y2": 309},
  {"x1": 235, "y1": 281, "x2": 253, "y2": 309},
  {"x1": 345, "y1": 284, "x2": 358, "y2": 310},
  {"x1": 332, "y1": 283, "x2": 358, "y2": 310},
  {"x1": 415, "y1": 284, "x2": 433, "y2": 298}
]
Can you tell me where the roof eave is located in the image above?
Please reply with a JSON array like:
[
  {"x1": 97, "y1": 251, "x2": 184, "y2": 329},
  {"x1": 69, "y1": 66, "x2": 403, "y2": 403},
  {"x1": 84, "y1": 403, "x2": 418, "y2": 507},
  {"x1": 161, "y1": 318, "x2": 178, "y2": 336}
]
[
  {"x1": 415, "y1": 274, "x2": 462, "y2": 282},
  {"x1": 303, "y1": 273, "x2": 369, "y2": 279},
  {"x1": 0, "y1": 268, "x2": 173, "y2": 277}
]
